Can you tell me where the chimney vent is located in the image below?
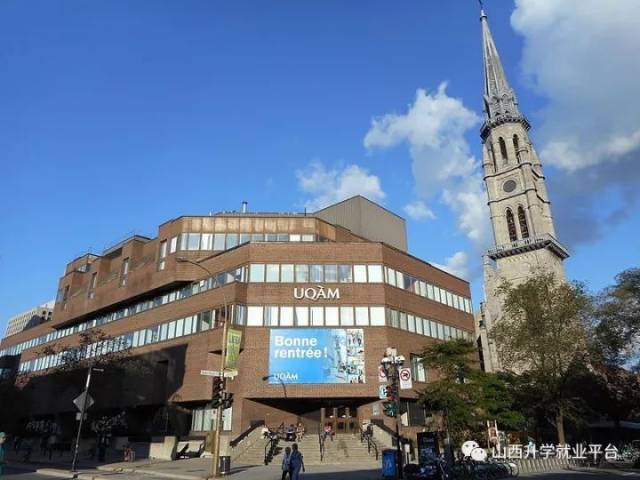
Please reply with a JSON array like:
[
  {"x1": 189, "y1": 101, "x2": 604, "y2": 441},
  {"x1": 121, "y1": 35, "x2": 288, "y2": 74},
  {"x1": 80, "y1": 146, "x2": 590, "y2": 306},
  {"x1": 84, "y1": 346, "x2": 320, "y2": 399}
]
[{"x1": 241, "y1": 201, "x2": 248, "y2": 213}]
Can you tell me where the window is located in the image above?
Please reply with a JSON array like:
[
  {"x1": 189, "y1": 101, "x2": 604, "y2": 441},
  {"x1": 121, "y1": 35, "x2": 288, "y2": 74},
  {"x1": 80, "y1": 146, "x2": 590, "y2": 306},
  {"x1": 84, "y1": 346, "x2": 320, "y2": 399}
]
[
  {"x1": 386, "y1": 267, "x2": 396, "y2": 287},
  {"x1": 295, "y1": 264, "x2": 309, "y2": 283},
  {"x1": 290, "y1": 234, "x2": 301, "y2": 242},
  {"x1": 159, "y1": 240, "x2": 167, "y2": 270},
  {"x1": 266, "y1": 264, "x2": 280, "y2": 282},
  {"x1": 518, "y1": 206, "x2": 530, "y2": 239},
  {"x1": 411, "y1": 355, "x2": 426, "y2": 382},
  {"x1": 186, "y1": 233, "x2": 200, "y2": 251},
  {"x1": 294, "y1": 306, "x2": 309, "y2": 326},
  {"x1": 415, "y1": 316, "x2": 424, "y2": 335},
  {"x1": 310, "y1": 265, "x2": 324, "y2": 283},
  {"x1": 213, "y1": 234, "x2": 226, "y2": 250},
  {"x1": 89, "y1": 272, "x2": 98, "y2": 292},
  {"x1": 175, "y1": 318, "x2": 184, "y2": 337},
  {"x1": 201, "y1": 233, "x2": 213, "y2": 250},
  {"x1": 370, "y1": 307, "x2": 385, "y2": 326},
  {"x1": 247, "y1": 306, "x2": 264, "y2": 326},
  {"x1": 355, "y1": 307, "x2": 369, "y2": 326},
  {"x1": 239, "y1": 233, "x2": 250, "y2": 245},
  {"x1": 338, "y1": 265, "x2": 353, "y2": 283},
  {"x1": 400, "y1": 312, "x2": 408, "y2": 330},
  {"x1": 301, "y1": 234, "x2": 314, "y2": 242},
  {"x1": 250, "y1": 264, "x2": 265, "y2": 282},
  {"x1": 226, "y1": 234, "x2": 239, "y2": 249},
  {"x1": 264, "y1": 306, "x2": 279, "y2": 326},
  {"x1": 324, "y1": 265, "x2": 338, "y2": 283},
  {"x1": 506, "y1": 209, "x2": 518, "y2": 242},
  {"x1": 353, "y1": 265, "x2": 367, "y2": 283},
  {"x1": 408, "y1": 315, "x2": 416, "y2": 332},
  {"x1": 499, "y1": 137, "x2": 508, "y2": 164},
  {"x1": 310, "y1": 306, "x2": 324, "y2": 326},
  {"x1": 265, "y1": 234, "x2": 277, "y2": 242},
  {"x1": 280, "y1": 264, "x2": 294, "y2": 282},
  {"x1": 120, "y1": 258, "x2": 129, "y2": 286},
  {"x1": 325, "y1": 306, "x2": 339, "y2": 326},
  {"x1": 513, "y1": 134, "x2": 520, "y2": 162},
  {"x1": 367, "y1": 265, "x2": 383, "y2": 283},
  {"x1": 340, "y1": 306, "x2": 354, "y2": 326},
  {"x1": 280, "y1": 306, "x2": 294, "y2": 326},
  {"x1": 169, "y1": 236, "x2": 178, "y2": 253}
]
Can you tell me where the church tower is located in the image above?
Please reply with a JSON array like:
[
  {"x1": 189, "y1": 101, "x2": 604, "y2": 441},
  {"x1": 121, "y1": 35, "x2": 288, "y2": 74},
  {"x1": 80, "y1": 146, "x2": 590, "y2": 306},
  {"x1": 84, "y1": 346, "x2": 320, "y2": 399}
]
[{"x1": 475, "y1": 9, "x2": 569, "y2": 372}]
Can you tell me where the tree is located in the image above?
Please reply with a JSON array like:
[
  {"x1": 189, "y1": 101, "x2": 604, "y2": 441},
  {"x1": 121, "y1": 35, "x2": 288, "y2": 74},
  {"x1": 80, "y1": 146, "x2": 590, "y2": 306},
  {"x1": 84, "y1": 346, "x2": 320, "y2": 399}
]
[
  {"x1": 418, "y1": 338, "x2": 523, "y2": 446},
  {"x1": 490, "y1": 271, "x2": 592, "y2": 444}
]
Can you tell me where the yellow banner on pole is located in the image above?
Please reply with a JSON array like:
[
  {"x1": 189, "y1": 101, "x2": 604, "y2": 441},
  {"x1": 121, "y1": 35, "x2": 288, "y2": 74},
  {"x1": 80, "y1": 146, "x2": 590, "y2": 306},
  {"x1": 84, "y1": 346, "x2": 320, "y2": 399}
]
[{"x1": 225, "y1": 328, "x2": 242, "y2": 370}]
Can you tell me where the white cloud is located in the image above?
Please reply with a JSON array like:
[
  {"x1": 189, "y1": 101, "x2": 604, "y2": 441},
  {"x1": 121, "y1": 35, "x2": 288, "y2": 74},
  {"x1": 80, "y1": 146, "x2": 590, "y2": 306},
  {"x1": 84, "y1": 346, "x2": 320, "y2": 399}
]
[
  {"x1": 512, "y1": 0, "x2": 640, "y2": 171},
  {"x1": 403, "y1": 200, "x2": 436, "y2": 221},
  {"x1": 364, "y1": 83, "x2": 491, "y2": 252},
  {"x1": 297, "y1": 162, "x2": 386, "y2": 212},
  {"x1": 432, "y1": 251, "x2": 470, "y2": 281}
]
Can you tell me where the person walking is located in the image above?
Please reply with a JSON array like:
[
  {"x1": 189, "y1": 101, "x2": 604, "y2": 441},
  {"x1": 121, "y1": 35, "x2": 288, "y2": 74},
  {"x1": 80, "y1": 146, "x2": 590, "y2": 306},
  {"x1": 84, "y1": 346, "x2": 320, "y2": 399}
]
[
  {"x1": 289, "y1": 443, "x2": 305, "y2": 480},
  {"x1": 0, "y1": 432, "x2": 7, "y2": 476},
  {"x1": 281, "y1": 446, "x2": 292, "y2": 480}
]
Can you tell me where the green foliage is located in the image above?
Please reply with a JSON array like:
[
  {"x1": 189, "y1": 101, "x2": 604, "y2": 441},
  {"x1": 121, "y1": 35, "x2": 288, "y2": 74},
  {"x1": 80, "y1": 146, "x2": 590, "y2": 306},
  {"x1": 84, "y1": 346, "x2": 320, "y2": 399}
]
[{"x1": 418, "y1": 338, "x2": 523, "y2": 444}]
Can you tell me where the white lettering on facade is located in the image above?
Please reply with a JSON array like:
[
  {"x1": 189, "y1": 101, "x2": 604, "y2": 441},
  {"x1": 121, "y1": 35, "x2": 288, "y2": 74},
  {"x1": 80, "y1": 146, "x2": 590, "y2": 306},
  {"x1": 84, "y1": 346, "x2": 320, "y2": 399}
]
[{"x1": 293, "y1": 286, "x2": 340, "y2": 301}]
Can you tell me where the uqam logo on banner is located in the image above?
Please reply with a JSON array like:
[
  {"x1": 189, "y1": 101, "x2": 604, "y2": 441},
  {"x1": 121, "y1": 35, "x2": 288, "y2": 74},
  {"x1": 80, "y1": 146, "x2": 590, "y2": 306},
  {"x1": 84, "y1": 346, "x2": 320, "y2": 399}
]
[{"x1": 293, "y1": 286, "x2": 340, "y2": 301}]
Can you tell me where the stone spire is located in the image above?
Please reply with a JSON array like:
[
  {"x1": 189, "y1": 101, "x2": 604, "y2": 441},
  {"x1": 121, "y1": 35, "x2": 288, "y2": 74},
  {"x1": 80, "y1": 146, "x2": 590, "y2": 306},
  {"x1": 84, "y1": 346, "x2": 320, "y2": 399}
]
[{"x1": 480, "y1": 9, "x2": 528, "y2": 138}]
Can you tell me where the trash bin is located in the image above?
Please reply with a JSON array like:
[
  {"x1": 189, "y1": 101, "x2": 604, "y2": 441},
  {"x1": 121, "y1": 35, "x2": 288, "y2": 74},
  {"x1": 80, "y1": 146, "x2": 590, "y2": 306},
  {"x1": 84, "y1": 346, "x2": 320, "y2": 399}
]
[
  {"x1": 219, "y1": 455, "x2": 231, "y2": 475},
  {"x1": 382, "y1": 448, "x2": 397, "y2": 478}
]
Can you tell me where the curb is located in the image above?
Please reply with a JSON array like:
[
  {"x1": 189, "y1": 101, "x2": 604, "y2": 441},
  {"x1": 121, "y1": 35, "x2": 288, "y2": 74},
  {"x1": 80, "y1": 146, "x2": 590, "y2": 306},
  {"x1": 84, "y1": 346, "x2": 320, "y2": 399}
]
[{"x1": 98, "y1": 465, "x2": 207, "y2": 480}]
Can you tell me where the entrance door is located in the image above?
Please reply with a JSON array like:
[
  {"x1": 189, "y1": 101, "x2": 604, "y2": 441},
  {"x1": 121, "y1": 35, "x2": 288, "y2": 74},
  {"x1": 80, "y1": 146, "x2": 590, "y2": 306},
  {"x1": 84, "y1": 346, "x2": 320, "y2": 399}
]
[{"x1": 321, "y1": 404, "x2": 357, "y2": 434}]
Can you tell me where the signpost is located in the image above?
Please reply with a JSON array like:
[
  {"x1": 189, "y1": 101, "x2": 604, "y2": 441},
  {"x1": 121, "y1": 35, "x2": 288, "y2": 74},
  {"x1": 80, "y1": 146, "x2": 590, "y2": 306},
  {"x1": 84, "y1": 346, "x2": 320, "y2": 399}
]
[
  {"x1": 200, "y1": 369, "x2": 238, "y2": 379},
  {"x1": 399, "y1": 367, "x2": 413, "y2": 390}
]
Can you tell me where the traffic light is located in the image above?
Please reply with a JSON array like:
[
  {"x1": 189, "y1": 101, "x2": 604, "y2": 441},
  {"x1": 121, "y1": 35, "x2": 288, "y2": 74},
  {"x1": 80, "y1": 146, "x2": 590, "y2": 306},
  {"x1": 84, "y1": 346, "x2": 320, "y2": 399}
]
[
  {"x1": 211, "y1": 376, "x2": 224, "y2": 408},
  {"x1": 383, "y1": 401, "x2": 397, "y2": 417},
  {"x1": 221, "y1": 392, "x2": 234, "y2": 410},
  {"x1": 385, "y1": 384, "x2": 397, "y2": 402}
]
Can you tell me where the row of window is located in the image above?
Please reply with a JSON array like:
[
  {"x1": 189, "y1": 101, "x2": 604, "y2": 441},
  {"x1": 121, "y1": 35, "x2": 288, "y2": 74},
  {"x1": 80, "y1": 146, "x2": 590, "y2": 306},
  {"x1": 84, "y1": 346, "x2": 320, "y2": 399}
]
[
  {"x1": 17, "y1": 303, "x2": 471, "y2": 374},
  {"x1": 3, "y1": 261, "x2": 471, "y2": 359},
  {"x1": 506, "y1": 206, "x2": 530, "y2": 242},
  {"x1": 191, "y1": 406, "x2": 232, "y2": 432},
  {"x1": 165, "y1": 232, "x2": 322, "y2": 256},
  {"x1": 2, "y1": 266, "x2": 246, "y2": 358}
]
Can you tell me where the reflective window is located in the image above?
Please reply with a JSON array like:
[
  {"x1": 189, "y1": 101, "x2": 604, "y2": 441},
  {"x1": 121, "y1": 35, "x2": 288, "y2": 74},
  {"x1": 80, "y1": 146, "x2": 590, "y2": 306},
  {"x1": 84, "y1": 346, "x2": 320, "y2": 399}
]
[
  {"x1": 280, "y1": 306, "x2": 294, "y2": 326},
  {"x1": 408, "y1": 315, "x2": 416, "y2": 333},
  {"x1": 213, "y1": 234, "x2": 226, "y2": 251},
  {"x1": 281, "y1": 264, "x2": 294, "y2": 282},
  {"x1": 338, "y1": 265, "x2": 353, "y2": 283},
  {"x1": 187, "y1": 233, "x2": 201, "y2": 251},
  {"x1": 325, "y1": 306, "x2": 339, "y2": 326},
  {"x1": 201, "y1": 233, "x2": 213, "y2": 250},
  {"x1": 266, "y1": 264, "x2": 280, "y2": 282},
  {"x1": 324, "y1": 265, "x2": 338, "y2": 283},
  {"x1": 367, "y1": 265, "x2": 383, "y2": 283},
  {"x1": 295, "y1": 265, "x2": 309, "y2": 283},
  {"x1": 310, "y1": 306, "x2": 324, "y2": 326},
  {"x1": 265, "y1": 306, "x2": 279, "y2": 327},
  {"x1": 294, "y1": 306, "x2": 309, "y2": 326},
  {"x1": 251, "y1": 234, "x2": 264, "y2": 242},
  {"x1": 247, "y1": 306, "x2": 264, "y2": 326},
  {"x1": 355, "y1": 307, "x2": 369, "y2": 326},
  {"x1": 170, "y1": 236, "x2": 178, "y2": 253},
  {"x1": 226, "y1": 234, "x2": 239, "y2": 249},
  {"x1": 370, "y1": 307, "x2": 385, "y2": 326},
  {"x1": 250, "y1": 264, "x2": 265, "y2": 283},
  {"x1": 353, "y1": 265, "x2": 367, "y2": 283},
  {"x1": 310, "y1": 265, "x2": 324, "y2": 283},
  {"x1": 340, "y1": 306, "x2": 354, "y2": 326}
]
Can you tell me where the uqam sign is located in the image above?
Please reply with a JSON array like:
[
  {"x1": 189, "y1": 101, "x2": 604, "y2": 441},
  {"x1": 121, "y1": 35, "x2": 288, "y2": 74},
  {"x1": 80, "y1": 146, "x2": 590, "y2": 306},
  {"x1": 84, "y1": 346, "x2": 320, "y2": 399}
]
[{"x1": 293, "y1": 286, "x2": 340, "y2": 301}]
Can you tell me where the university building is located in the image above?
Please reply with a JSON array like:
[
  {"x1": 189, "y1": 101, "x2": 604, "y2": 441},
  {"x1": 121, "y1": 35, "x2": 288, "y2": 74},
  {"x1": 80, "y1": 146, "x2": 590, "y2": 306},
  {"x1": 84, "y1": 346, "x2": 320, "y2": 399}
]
[{"x1": 0, "y1": 196, "x2": 474, "y2": 444}]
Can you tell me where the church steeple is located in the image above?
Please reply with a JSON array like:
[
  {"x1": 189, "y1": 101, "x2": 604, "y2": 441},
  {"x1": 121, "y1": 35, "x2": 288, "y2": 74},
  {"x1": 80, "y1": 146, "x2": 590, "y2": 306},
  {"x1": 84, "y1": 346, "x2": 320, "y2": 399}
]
[{"x1": 480, "y1": 9, "x2": 528, "y2": 139}]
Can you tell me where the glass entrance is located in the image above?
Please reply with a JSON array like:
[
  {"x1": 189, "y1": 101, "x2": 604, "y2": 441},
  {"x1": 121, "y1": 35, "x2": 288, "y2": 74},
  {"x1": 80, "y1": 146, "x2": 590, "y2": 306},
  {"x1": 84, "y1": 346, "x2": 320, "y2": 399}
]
[{"x1": 321, "y1": 404, "x2": 357, "y2": 434}]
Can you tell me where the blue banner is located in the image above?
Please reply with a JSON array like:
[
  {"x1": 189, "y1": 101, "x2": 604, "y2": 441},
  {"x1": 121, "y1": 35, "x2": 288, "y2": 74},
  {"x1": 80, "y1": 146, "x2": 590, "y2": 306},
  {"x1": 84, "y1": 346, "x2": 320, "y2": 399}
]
[{"x1": 268, "y1": 329, "x2": 365, "y2": 384}]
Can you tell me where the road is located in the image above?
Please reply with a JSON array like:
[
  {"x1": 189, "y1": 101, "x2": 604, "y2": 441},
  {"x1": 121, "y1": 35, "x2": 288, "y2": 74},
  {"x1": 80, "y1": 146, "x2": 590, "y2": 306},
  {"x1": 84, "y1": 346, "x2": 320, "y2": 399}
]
[{"x1": 2, "y1": 466, "x2": 73, "y2": 479}]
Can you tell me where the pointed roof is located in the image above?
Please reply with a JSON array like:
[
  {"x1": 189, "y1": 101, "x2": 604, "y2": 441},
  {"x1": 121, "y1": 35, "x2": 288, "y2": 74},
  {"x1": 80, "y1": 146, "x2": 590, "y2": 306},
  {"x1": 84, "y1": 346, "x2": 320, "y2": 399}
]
[{"x1": 479, "y1": 9, "x2": 529, "y2": 138}]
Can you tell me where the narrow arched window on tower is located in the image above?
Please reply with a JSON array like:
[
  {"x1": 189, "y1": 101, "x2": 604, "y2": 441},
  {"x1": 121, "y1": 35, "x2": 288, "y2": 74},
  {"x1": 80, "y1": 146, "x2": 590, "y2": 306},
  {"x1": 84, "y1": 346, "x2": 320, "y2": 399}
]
[
  {"x1": 513, "y1": 135, "x2": 520, "y2": 163},
  {"x1": 518, "y1": 206, "x2": 530, "y2": 239},
  {"x1": 506, "y1": 208, "x2": 517, "y2": 242},
  {"x1": 489, "y1": 145, "x2": 497, "y2": 171},
  {"x1": 499, "y1": 137, "x2": 508, "y2": 164}
]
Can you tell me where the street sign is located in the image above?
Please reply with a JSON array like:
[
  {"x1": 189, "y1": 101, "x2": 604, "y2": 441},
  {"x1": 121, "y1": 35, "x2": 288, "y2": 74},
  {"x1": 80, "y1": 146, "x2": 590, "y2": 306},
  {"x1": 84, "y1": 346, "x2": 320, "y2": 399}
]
[
  {"x1": 200, "y1": 369, "x2": 238, "y2": 378},
  {"x1": 378, "y1": 385, "x2": 387, "y2": 400},
  {"x1": 399, "y1": 367, "x2": 413, "y2": 390},
  {"x1": 73, "y1": 391, "x2": 94, "y2": 411},
  {"x1": 378, "y1": 365, "x2": 387, "y2": 383}
]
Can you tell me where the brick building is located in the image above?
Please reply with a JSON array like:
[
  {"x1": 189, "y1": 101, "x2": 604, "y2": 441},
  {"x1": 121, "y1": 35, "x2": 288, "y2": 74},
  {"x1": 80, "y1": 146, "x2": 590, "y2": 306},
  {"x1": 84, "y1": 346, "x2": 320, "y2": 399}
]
[{"x1": 0, "y1": 196, "x2": 474, "y2": 443}]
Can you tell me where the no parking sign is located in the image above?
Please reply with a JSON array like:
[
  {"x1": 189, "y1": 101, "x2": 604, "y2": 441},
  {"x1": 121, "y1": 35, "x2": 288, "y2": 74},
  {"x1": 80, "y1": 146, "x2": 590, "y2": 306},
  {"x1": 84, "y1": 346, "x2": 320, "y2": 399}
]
[{"x1": 399, "y1": 367, "x2": 413, "y2": 390}]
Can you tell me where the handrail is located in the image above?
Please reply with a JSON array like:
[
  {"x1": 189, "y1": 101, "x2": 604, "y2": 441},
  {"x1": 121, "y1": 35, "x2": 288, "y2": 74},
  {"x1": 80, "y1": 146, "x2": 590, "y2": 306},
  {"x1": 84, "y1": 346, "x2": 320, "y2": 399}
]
[
  {"x1": 318, "y1": 424, "x2": 325, "y2": 462},
  {"x1": 360, "y1": 431, "x2": 379, "y2": 460},
  {"x1": 230, "y1": 420, "x2": 264, "y2": 448},
  {"x1": 264, "y1": 436, "x2": 278, "y2": 465}
]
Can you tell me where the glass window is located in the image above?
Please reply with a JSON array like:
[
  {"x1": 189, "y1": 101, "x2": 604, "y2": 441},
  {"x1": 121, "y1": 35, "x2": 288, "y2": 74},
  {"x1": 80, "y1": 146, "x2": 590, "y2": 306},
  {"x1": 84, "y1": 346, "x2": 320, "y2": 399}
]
[
  {"x1": 324, "y1": 265, "x2": 338, "y2": 283},
  {"x1": 213, "y1": 234, "x2": 226, "y2": 251},
  {"x1": 184, "y1": 316, "x2": 193, "y2": 335},
  {"x1": 325, "y1": 306, "x2": 339, "y2": 326},
  {"x1": 132, "y1": 331, "x2": 140, "y2": 347},
  {"x1": 437, "y1": 323, "x2": 444, "y2": 340},
  {"x1": 396, "y1": 271, "x2": 403, "y2": 288},
  {"x1": 280, "y1": 306, "x2": 294, "y2": 326},
  {"x1": 367, "y1": 265, "x2": 383, "y2": 283},
  {"x1": 160, "y1": 323, "x2": 168, "y2": 341},
  {"x1": 159, "y1": 240, "x2": 167, "y2": 259},
  {"x1": 338, "y1": 265, "x2": 352, "y2": 283},
  {"x1": 281, "y1": 264, "x2": 294, "y2": 282},
  {"x1": 444, "y1": 325, "x2": 451, "y2": 339},
  {"x1": 277, "y1": 233, "x2": 289, "y2": 242},
  {"x1": 416, "y1": 316, "x2": 424, "y2": 335},
  {"x1": 387, "y1": 268, "x2": 396, "y2": 287},
  {"x1": 265, "y1": 306, "x2": 279, "y2": 326},
  {"x1": 427, "y1": 284, "x2": 434, "y2": 300},
  {"x1": 355, "y1": 307, "x2": 369, "y2": 326},
  {"x1": 180, "y1": 235, "x2": 189, "y2": 251},
  {"x1": 265, "y1": 233, "x2": 277, "y2": 242},
  {"x1": 353, "y1": 265, "x2": 367, "y2": 283},
  {"x1": 340, "y1": 306, "x2": 354, "y2": 326},
  {"x1": 234, "y1": 306, "x2": 246, "y2": 326},
  {"x1": 175, "y1": 318, "x2": 184, "y2": 337},
  {"x1": 301, "y1": 234, "x2": 314, "y2": 242},
  {"x1": 370, "y1": 307, "x2": 385, "y2": 326},
  {"x1": 201, "y1": 311, "x2": 212, "y2": 331},
  {"x1": 390, "y1": 309, "x2": 400, "y2": 328},
  {"x1": 226, "y1": 234, "x2": 239, "y2": 249},
  {"x1": 310, "y1": 265, "x2": 324, "y2": 282},
  {"x1": 295, "y1": 265, "x2": 309, "y2": 283},
  {"x1": 247, "y1": 306, "x2": 264, "y2": 326},
  {"x1": 294, "y1": 306, "x2": 309, "y2": 326},
  {"x1": 169, "y1": 236, "x2": 178, "y2": 253},
  {"x1": 408, "y1": 315, "x2": 416, "y2": 332},
  {"x1": 433, "y1": 287, "x2": 441, "y2": 303},
  {"x1": 239, "y1": 233, "x2": 251, "y2": 245},
  {"x1": 418, "y1": 281, "x2": 427, "y2": 297},
  {"x1": 290, "y1": 234, "x2": 301, "y2": 242},
  {"x1": 411, "y1": 355, "x2": 426, "y2": 382},
  {"x1": 266, "y1": 264, "x2": 280, "y2": 282},
  {"x1": 310, "y1": 306, "x2": 324, "y2": 326},
  {"x1": 187, "y1": 233, "x2": 200, "y2": 251},
  {"x1": 403, "y1": 274, "x2": 413, "y2": 291},
  {"x1": 201, "y1": 233, "x2": 213, "y2": 250},
  {"x1": 251, "y1": 233, "x2": 264, "y2": 242},
  {"x1": 249, "y1": 264, "x2": 265, "y2": 282}
]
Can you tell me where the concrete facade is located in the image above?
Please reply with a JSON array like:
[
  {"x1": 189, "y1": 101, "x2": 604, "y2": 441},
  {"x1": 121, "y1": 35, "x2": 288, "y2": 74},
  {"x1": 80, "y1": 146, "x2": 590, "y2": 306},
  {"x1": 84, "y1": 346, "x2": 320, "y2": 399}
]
[{"x1": 3, "y1": 300, "x2": 54, "y2": 338}]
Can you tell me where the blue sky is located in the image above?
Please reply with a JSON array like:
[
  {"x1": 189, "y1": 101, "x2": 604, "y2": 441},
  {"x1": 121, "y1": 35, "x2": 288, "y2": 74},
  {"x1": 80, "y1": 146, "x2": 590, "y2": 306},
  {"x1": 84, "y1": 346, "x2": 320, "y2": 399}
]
[{"x1": 1, "y1": 0, "x2": 639, "y2": 333}]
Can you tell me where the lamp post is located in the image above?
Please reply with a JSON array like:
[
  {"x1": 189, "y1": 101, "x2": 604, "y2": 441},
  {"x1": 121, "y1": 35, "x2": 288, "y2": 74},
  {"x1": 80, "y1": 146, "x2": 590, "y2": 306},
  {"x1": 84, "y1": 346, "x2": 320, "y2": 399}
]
[
  {"x1": 261, "y1": 375, "x2": 288, "y2": 399},
  {"x1": 380, "y1": 348, "x2": 405, "y2": 480},
  {"x1": 176, "y1": 257, "x2": 229, "y2": 478},
  {"x1": 71, "y1": 366, "x2": 103, "y2": 473}
]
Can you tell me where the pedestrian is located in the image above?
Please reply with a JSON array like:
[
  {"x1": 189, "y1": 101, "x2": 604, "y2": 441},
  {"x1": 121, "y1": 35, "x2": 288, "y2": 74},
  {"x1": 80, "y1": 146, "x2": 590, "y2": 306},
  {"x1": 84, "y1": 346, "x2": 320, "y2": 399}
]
[
  {"x1": 0, "y1": 432, "x2": 7, "y2": 476},
  {"x1": 281, "y1": 446, "x2": 292, "y2": 480},
  {"x1": 289, "y1": 443, "x2": 305, "y2": 480}
]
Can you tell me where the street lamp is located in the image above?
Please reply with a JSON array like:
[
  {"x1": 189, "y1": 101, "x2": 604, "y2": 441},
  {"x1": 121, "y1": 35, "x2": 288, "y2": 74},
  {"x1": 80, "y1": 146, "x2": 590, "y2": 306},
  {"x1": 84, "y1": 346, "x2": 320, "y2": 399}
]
[
  {"x1": 71, "y1": 366, "x2": 104, "y2": 473},
  {"x1": 380, "y1": 348, "x2": 405, "y2": 479},
  {"x1": 176, "y1": 256, "x2": 229, "y2": 478},
  {"x1": 261, "y1": 375, "x2": 288, "y2": 399}
]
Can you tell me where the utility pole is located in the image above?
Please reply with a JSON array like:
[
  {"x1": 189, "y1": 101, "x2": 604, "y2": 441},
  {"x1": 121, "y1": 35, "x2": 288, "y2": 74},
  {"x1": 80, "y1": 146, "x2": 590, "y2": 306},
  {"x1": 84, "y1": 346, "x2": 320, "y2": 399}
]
[
  {"x1": 71, "y1": 366, "x2": 103, "y2": 473},
  {"x1": 381, "y1": 348, "x2": 405, "y2": 479},
  {"x1": 210, "y1": 299, "x2": 229, "y2": 479}
]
